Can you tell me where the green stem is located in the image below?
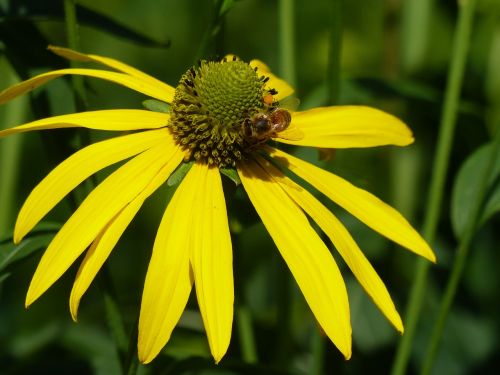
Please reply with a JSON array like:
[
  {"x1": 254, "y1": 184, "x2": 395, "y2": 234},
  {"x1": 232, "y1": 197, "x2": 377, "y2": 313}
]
[
  {"x1": 390, "y1": 1, "x2": 477, "y2": 374},
  {"x1": 273, "y1": 0, "x2": 296, "y2": 367},
  {"x1": 64, "y1": 0, "x2": 87, "y2": 111},
  {"x1": 236, "y1": 305, "x2": 258, "y2": 363},
  {"x1": 64, "y1": 5, "x2": 130, "y2": 372},
  {"x1": 126, "y1": 353, "x2": 139, "y2": 375},
  {"x1": 278, "y1": 0, "x2": 296, "y2": 87},
  {"x1": 310, "y1": 2, "x2": 343, "y2": 373},
  {"x1": 421, "y1": 128, "x2": 500, "y2": 375},
  {"x1": 400, "y1": 0, "x2": 434, "y2": 74},
  {"x1": 327, "y1": 0, "x2": 343, "y2": 105},
  {"x1": 195, "y1": 0, "x2": 226, "y2": 60},
  {"x1": 99, "y1": 270, "x2": 129, "y2": 355},
  {"x1": 311, "y1": 327, "x2": 326, "y2": 375},
  {"x1": 0, "y1": 63, "x2": 27, "y2": 235}
]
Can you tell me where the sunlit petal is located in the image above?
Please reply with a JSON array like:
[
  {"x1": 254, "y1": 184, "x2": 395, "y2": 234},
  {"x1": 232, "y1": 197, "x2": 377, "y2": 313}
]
[
  {"x1": 267, "y1": 147, "x2": 436, "y2": 262},
  {"x1": 25, "y1": 145, "x2": 171, "y2": 307},
  {"x1": 278, "y1": 106, "x2": 414, "y2": 148},
  {"x1": 238, "y1": 159, "x2": 352, "y2": 359},
  {"x1": 48, "y1": 46, "x2": 175, "y2": 102},
  {"x1": 14, "y1": 130, "x2": 171, "y2": 243},
  {"x1": 138, "y1": 165, "x2": 201, "y2": 364},
  {"x1": 249, "y1": 59, "x2": 294, "y2": 101},
  {"x1": 189, "y1": 164, "x2": 233, "y2": 363},
  {"x1": 0, "y1": 110, "x2": 170, "y2": 137},
  {"x1": 255, "y1": 156, "x2": 403, "y2": 332},
  {"x1": 0, "y1": 68, "x2": 172, "y2": 105},
  {"x1": 69, "y1": 149, "x2": 184, "y2": 320}
]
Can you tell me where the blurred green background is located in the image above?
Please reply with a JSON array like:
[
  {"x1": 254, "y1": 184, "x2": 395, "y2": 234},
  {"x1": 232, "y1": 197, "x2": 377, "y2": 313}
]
[{"x1": 0, "y1": 0, "x2": 499, "y2": 374}]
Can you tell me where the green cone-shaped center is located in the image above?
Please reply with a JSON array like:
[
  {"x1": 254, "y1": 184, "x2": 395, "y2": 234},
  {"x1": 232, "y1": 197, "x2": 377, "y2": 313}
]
[{"x1": 168, "y1": 58, "x2": 269, "y2": 168}]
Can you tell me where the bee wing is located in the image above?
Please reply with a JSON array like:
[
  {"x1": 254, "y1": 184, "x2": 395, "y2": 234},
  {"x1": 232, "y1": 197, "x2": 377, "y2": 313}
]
[
  {"x1": 273, "y1": 124, "x2": 304, "y2": 141},
  {"x1": 277, "y1": 96, "x2": 300, "y2": 112}
]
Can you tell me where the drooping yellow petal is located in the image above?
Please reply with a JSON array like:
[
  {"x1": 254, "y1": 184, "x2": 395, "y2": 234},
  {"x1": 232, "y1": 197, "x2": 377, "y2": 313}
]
[
  {"x1": 0, "y1": 110, "x2": 169, "y2": 137},
  {"x1": 267, "y1": 147, "x2": 436, "y2": 262},
  {"x1": 25, "y1": 144, "x2": 171, "y2": 307},
  {"x1": 0, "y1": 68, "x2": 172, "y2": 105},
  {"x1": 138, "y1": 165, "x2": 200, "y2": 364},
  {"x1": 189, "y1": 164, "x2": 233, "y2": 363},
  {"x1": 14, "y1": 129, "x2": 171, "y2": 243},
  {"x1": 69, "y1": 148, "x2": 184, "y2": 320},
  {"x1": 255, "y1": 156, "x2": 403, "y2": 332},
  {"x1": 238, "y1": 159, "x2": 352, "y2": 359},
  {"x1": 48, "y1": 46, "x2": 175, "y2": 103},
  {"x1": 277, "y1": 106, "x2": 414, "y2": 148},
  {"x1": 249, "y1": 59, "x2": 294, "y2": 101}
]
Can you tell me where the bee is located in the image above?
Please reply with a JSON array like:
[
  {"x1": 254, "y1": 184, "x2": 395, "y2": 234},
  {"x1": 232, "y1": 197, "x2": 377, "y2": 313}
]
[{"x1": 242, "y1": 107, "x2": 292, "y2": 141}]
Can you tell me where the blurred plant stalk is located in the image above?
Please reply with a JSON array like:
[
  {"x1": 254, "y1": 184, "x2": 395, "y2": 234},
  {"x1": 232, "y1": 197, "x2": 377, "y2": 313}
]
[
  {"x1": 391, "y1": 0, "x2": 478, "y2": 374},
  {"x1": 0, "y1": 60, "x2": 27, "y2": 236},
  {"x1": 422, "y1": 125, "x2": 500, "y2": 375},
  {"x1": 400, "y1": 0, "x2": 434, "y2": 74}
]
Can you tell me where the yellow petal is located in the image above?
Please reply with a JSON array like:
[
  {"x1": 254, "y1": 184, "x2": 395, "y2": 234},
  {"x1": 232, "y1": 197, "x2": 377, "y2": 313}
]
[
  {"x1": 69, "y1": 148, "x2": 184, "y2": 320},
  {"x1": 272, "y1": 123, "x2": 304, "y2": 141},
  {"x1": 267, "y1": 147, "x2": 436, "y2": 262},
  {"x1": 189, "y1": 164, "x2": 233, "y2": 363},
  {"x1": 48, "y1": 46, "x2": 175, "y2": 103},
  {"x1": 25, "y1": 144, "x2": 171, "y2": 307},
  {"x1": 249, "y1": 59, "x2": 294, "y2": 101},
  {"x1": 0, "y1": 110, "x2": 169, "y2": 137},
  {"x1": 255, "y1": 156, "x2": 403, "y2": 332},
  {"x1": 138, "y1": 164, "x2": 200, "y2": 364},
  {"x1": 14, "y1": 130, "x2": 171, "y2": 243},
  {"x1": 0, "y1": 68, "x2": 172, "y2": 105},
  {"x1": 238, "y1": 159, "x2": 352, "y2": 359},
  {"x1": 277, "y1": 106, "x2": 414, "y2": 148}
]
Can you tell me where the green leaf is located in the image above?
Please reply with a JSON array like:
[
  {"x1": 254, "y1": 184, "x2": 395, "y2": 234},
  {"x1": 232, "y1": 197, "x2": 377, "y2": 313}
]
[
  {"x1": 482, "y1": 181, "x2": 500, "y2": 224},
  {"x1": 0, "y1": 271, "x2": 11, "y2": 285},
  {"x1": 0, "y1": 221, "x2": 61, "y2": 244},
  {"x1": 451, "y1": 142, "x2": 500, "y2": 238},
  {"x1": 220, "y1": 168, "x2": 241, "y2": 185},
  {"x1": 62, "y1": 324, "x2": 122, "y2": 375},
  {"x1": 0, "y1": 232, "x2": 54, "y2": 272},
  {"x1": 219, "y1": 0, "x2": 236, "y2": 17},
  {"x1": 142, "y1": 99, "x2": 170, "y2": 113},
  {"x1": 167, "y1": 161, "x2": 193, "y2": 187}
]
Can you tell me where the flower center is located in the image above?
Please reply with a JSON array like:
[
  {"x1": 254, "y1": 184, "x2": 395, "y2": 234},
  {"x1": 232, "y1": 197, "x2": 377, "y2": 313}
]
[{"x1": 168, "y1": 58, "x2": 274, "y2": 168}]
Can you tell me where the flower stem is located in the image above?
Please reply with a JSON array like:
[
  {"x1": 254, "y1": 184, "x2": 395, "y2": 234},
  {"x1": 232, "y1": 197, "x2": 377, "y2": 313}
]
[
  {"x1": 278, "y1": 0, "x2": 296, "y2": 87},
  {"x1": 236, "y1": 305, "x2": 258, "y2": 363},
  {"x1": 196, "y1": 0, "x2": 227, "y2": 60},
  {"x1": 311, "y1": 327, "x2": 326, "y2": 375},
  {"x1": 421, "y1": 127, "x2": 500, "y2": 375},
  {"x1": 64, "y1": 3, "x2": 130, "y2": 371},
  {"x1": 390, "y1": 1, "x2": 478, "y2": 374},
  {"x1": 327, "y1": 0, "x2": 343, "y2": 106},
  {"x1": 63, "y1": 0, "x2": 87, "y2": 111},
  {"x1": 310, "y1": 2, "x2": 343, "y2": 373},
  {"x1": 273, "y1": 0, "x2": 297, "y2": 368},
  {"x1": 0, "y1": 63, "x2": 27, "y2": 235}
]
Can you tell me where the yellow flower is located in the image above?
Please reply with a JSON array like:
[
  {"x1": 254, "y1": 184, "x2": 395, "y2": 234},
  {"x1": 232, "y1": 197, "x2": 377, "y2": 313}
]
[{"x1": 0, "y1": 46, "x2": 435, "y2": 364}]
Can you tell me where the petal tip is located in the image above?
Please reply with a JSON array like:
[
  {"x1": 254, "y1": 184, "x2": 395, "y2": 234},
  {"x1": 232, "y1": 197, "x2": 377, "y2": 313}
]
[
  {"x1": 69, "y1": 299, "x2": 79, "y2": 322},
  {"x1": 25, "y1": 294, "x2": 34, "y2": 309},
  {"x1": 13, "y1": 224, "x2": 26, "y2": 245},
  {"x1": 343, "y1": 347, "x2": 352, "y2": 361},
  {"x1": 137, "y1": 349, "x2": 154, "y2": 365}
]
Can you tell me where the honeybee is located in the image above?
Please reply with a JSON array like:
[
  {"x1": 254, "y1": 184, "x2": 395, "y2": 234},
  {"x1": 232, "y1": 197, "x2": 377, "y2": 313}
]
[{"x1": 242, "y1": 107, "x2": 292, "y2": 141}]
